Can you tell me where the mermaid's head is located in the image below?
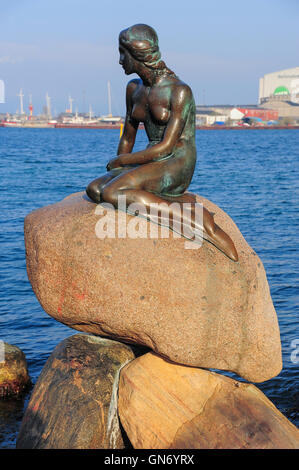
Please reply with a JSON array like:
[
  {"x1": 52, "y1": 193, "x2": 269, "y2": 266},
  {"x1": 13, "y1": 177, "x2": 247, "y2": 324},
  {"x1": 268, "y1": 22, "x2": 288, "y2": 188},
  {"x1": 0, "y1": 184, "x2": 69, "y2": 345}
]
[{"x1": 119, "y1": 24, "x2": 174, "y2": 75}]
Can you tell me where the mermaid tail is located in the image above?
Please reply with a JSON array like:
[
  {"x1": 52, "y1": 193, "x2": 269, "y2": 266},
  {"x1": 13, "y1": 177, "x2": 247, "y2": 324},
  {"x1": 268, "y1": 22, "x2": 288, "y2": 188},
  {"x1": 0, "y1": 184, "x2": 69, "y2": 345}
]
[{"x1": 160, "y1": 192, "x2": 238, "y2": 262}]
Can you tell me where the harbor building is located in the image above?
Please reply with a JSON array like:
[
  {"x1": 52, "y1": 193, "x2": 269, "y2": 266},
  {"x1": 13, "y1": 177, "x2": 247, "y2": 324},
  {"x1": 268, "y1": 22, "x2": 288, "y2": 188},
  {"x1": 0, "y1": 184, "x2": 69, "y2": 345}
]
[
  {"x1": 195, "y1": 68, "x2": 299, "y2": 126},
  {"x1": 258, "y1": 67, "x2": 299, "y2": 121},
  {"x1": 259, "y1": 67, "x2": 299, "y2": 104},
  {"x1": 195, "y1": 105, "x2": 278, "y2": 126},
  {"x1": 259, "y1": 98, "x2": 299, "y2": 121}
]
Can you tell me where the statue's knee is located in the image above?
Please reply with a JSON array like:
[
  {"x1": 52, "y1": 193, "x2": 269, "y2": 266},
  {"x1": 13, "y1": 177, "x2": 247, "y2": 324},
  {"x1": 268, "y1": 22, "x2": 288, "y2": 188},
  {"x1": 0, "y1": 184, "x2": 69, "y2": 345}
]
[
  {"x1": 101, "y1": 186, "x2": 117, "y2": 205},
  {"x1": 86, "y1": 182, "x2": 101, "y2": 203}
]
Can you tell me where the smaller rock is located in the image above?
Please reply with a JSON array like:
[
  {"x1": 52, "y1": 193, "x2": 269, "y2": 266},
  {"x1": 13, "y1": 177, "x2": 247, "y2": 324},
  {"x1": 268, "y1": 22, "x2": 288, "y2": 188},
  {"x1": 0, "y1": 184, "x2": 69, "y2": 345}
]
[
  {"x1": 17, "y1": 334, "x2": 135, "y2": 449},
  {"x1": 0, "y1": 343, "x2": 31, "y2": 398},
  {"x1": 118, "y1": 353, "x2": 299, "y2": 449}
]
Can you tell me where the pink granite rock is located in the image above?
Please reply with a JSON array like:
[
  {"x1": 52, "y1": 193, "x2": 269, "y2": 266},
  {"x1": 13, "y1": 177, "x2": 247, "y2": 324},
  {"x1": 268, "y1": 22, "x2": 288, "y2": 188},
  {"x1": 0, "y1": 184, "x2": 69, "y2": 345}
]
[{"x1": 24, "y1": 192, "x2": 282, "y2": 382}]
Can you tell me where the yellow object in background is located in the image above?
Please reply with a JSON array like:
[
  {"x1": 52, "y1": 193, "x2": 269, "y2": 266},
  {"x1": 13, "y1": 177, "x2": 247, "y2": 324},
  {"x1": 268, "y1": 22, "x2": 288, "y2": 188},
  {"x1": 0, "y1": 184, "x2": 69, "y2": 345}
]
[{"x1": 119, "y1": 123, "x2": 124, "y2": 139}]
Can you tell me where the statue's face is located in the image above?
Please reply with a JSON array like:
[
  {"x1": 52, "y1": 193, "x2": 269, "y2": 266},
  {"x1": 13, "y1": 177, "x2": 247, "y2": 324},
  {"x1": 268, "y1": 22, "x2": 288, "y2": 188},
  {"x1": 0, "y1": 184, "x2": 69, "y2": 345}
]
[{"x1": 119, "y1": 45, "x2": 135, "y2": 75}]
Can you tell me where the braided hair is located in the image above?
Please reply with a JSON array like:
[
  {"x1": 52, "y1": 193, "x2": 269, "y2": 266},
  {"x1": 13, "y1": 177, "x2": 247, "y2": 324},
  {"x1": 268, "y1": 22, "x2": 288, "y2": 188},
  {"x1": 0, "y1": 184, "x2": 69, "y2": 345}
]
[{"x1": 119, "y1": 24, "x2": 176, "y2": 77}]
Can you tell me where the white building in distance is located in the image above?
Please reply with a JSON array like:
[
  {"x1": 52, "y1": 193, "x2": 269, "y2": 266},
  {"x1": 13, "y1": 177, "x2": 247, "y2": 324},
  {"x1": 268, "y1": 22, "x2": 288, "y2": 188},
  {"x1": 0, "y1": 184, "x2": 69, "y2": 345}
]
[{"x1": 259, "y1": 67, "x2": 299, "y2": 104}]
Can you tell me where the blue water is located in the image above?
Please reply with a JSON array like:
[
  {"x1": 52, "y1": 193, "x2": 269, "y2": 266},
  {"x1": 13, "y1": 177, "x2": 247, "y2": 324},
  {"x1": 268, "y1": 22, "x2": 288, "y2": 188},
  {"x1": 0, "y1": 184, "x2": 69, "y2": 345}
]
[{"x1": 0, "y1": 128, "x2": 298, "y2": 447}]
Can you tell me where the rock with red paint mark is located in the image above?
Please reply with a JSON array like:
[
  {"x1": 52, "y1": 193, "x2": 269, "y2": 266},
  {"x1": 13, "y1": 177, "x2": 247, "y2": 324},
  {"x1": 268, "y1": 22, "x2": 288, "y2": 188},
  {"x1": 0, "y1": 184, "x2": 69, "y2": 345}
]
[
  {"x1": 118, "y1": 353, "x2": 299, "y2": 449},
  {"x1": 16, "y1": 334, "x2": 135, "y2": 449},
  {"x1": 0, "y1": 343, "x2": 31, "y2": 398},
  {"x1": 24, "y1": 191, "x2": 282, "y2": 383}
]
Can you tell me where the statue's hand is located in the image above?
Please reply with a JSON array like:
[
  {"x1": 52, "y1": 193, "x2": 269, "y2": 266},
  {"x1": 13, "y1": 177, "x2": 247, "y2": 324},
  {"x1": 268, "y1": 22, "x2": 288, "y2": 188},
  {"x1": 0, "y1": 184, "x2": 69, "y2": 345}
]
[{"x1": 106, "y1": 157, "x2": 123, "y2": 171}]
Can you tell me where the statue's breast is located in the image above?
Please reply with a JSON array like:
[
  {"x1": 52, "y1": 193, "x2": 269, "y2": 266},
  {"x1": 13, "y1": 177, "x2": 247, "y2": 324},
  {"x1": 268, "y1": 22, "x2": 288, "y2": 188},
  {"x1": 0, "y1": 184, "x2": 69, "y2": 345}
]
[
  {"x1": 131, "y1": 84, "x2": 171, "y2": 125},
  {"x1": 149, "y1": 103, "x2": 170, "y2": 125}
]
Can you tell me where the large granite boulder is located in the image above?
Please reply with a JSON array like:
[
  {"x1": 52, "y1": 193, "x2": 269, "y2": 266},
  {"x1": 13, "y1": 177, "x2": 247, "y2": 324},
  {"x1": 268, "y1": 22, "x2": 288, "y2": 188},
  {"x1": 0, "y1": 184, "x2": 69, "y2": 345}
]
[
  {"x1": 118, "y1": 353, "x2": 299, "y2": 449},
  {"x1": 16, "y1": 334, "x2": 135, "y2": 449},
  {"x1": 24, "y1": 192, "x2": 282, "y2": 382},
  {"x1": 0, "y1": 343, "x2": 31, "y2": 398}
]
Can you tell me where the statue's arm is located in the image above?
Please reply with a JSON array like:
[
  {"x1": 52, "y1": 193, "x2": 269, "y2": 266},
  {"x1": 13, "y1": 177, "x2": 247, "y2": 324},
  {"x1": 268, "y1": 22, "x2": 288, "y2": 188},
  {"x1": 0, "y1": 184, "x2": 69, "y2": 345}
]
[
  {"x1": 117, "y1": 80, "x2": 139, "y2": 155},
  {"x1": 118, "y1": 84, "x2": 192, "y2": 166}
]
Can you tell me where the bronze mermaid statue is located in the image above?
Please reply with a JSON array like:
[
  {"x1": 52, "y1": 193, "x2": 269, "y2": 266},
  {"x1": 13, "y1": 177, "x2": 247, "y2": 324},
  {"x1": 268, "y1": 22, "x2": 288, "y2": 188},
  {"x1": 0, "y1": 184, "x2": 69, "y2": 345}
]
[{"x1": 86, "y1": 24, "x2": 238, "y2": 261}]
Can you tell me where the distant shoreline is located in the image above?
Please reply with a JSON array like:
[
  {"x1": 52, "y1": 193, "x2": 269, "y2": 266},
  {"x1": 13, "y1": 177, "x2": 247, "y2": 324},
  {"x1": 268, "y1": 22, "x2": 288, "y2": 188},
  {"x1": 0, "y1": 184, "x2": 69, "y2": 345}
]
[
  {"x1": 1, "y1": 122, "x2": 299, "y2": 130},
  {"x1": 196, "y1": 125, "x2": 299, "y2": 130}
]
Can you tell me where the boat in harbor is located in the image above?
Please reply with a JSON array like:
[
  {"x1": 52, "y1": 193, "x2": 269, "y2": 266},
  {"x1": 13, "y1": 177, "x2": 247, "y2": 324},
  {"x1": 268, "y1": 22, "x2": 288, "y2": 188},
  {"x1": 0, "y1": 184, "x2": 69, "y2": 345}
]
[
  {"x1": 54, "y1": 83, "x2": 124, "y2": 129},
  {"x1": 0, "y1": 119, "x2": 56, "y2": 128},
  {"x1": 54, "y1": 121, "x2": 123, "y2": 129}
]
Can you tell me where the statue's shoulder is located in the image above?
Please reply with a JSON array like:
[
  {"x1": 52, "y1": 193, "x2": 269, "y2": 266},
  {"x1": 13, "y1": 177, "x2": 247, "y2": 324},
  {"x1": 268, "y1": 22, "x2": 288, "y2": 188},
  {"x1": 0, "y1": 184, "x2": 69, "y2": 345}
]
[
  {"x1": 170, "y1": 78, "x2": 193, "y2": 102},
  {"x1": 177, "y1": 78, "x2": 192, "y2": 92},
  {"x1": 125, "y1": 79, "x2": 142, "y2": 109},
  {"x1": 126, "y1": 78, "x2": 142, "y2": 93}
]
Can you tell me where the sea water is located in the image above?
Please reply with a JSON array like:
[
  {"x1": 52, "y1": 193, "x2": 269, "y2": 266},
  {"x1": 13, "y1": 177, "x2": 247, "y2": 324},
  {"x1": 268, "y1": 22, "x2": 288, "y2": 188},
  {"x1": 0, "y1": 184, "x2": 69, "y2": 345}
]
[{"x1": 0, "y1": 128, "x2": 298, "y2": 447}]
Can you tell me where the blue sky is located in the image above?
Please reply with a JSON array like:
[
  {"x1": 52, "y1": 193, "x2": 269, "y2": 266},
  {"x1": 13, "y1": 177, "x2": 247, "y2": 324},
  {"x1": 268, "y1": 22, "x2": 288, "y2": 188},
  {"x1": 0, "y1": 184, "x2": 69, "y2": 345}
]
[{"x1": 0, "y1": 0, "x2": 298, "y2": 115}]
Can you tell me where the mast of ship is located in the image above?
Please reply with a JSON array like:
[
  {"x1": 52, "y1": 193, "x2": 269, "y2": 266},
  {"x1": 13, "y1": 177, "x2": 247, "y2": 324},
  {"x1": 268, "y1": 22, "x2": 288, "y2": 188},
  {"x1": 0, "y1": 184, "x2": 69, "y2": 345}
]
[
  {"x1": 89, "y1": 104, "x2": 93, "y2": 121},
  {"x1": 46, "y1": 93, "x2": 51, "y2": 119},
  {"x1": 17, "y1": 89, "x2": 24, "y2": 115},
  {"x1": 107, "y1": 81, "x2": 112, "y2": 117},
  {"x1": 29, "y1": 94, "x2": 33, "y2": 120},
  {"x1": 68, "y1": 95, "x2": 74, "y2": 114}
]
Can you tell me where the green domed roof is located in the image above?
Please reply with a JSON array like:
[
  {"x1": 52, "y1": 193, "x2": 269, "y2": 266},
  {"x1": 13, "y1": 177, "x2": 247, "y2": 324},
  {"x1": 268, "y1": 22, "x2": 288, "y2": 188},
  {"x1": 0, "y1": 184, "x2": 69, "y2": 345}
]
[{"x1": 274, "y1": 86, "x2": 289, "y2": 95}]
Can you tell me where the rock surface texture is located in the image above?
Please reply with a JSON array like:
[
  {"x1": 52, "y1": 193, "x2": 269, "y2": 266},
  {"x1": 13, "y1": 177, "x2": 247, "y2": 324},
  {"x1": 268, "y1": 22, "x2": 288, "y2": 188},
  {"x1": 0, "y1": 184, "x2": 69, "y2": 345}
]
[
  {"x1": 16, "y1": 334, "x2": 134, "y2": 449},
  {"x1": 24, "y1": 192, "x2": 282, "y2": 382},
  {"x1": 0, "y1": 343, "x2": 30, "y2": 398},
  {"x1": 118, "y1": 353, "x2": 299, "y2": 449}
]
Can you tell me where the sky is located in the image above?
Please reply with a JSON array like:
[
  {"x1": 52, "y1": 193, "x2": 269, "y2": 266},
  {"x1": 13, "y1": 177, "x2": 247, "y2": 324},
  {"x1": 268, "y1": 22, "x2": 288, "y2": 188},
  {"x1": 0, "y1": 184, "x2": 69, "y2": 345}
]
[{"x1": 0, "y1": 0, "x2": 298, "y2": 116}]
